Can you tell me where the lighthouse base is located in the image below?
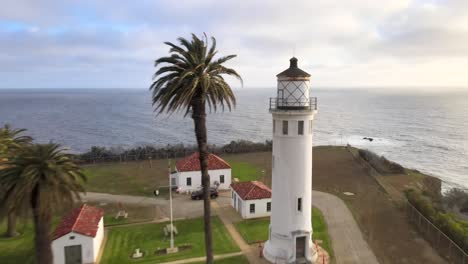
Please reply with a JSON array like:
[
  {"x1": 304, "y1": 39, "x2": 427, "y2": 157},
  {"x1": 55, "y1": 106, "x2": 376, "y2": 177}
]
[{"x1": 263, "y1": 234, "x2": 317, "y2": 264}]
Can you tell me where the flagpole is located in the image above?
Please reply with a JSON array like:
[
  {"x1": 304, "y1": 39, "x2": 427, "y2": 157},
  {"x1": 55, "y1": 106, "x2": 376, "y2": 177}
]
[{"x1": 168, "y1": 159, "x2": 174, "y2": 249}]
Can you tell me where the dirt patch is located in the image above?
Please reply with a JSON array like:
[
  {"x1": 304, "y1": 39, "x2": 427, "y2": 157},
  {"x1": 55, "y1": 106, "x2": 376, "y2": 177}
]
[{"x1": 312, "y1": 146, "x2": 445, "y2": 264}]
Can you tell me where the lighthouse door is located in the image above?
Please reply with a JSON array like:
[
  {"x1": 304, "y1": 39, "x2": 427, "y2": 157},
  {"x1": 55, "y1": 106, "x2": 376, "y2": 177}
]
[{"x1": 295, "y1": 236, "x2": 306, "y2": 259}]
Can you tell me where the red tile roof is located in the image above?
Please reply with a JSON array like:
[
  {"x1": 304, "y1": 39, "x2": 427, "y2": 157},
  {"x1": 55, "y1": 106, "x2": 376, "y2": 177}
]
[
  {"x1": 53, "y1": 204, "x2": 104, "y2": 240},
  {"x1": 231, "y1": 181, "x2": 272, "y2": 200},
  {"x1": 176, "y1": 152, "x2": 231, "y2": 172}
]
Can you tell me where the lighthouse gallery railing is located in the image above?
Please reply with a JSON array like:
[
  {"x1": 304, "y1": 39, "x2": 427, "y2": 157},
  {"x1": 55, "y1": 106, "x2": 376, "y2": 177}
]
[{"x1": 269, "y1": 97, "x2": 317, "y2": 111}]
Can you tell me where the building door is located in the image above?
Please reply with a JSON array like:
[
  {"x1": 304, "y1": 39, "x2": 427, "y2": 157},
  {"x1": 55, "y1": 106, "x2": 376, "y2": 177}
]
[
  {"x1": 237, "y1": 198, "x2": 242, "y2": 213},
  {"x1": 64, "y1": 245, "x2": 82, "y2": 264},
  {"x1": 296, "y1": 236, "x2": 306, "y2": 259}
]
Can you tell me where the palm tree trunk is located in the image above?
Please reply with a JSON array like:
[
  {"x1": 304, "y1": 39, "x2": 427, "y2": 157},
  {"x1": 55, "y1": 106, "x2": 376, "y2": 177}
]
[
  {"x1": 192, "y1": 96, "x2": 213, "y2": 264},
  {"x1": 6, "y1": 209, "x2": 17, "y2": 237},
  {"x1": 31, "y1": 186, "x2": 53, "y2": 264}
]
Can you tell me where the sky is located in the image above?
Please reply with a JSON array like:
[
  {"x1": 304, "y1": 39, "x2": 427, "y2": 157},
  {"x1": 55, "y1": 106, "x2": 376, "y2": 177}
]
[{"x1": 0, "y1": 0, "x2": 468, "y2": 90}]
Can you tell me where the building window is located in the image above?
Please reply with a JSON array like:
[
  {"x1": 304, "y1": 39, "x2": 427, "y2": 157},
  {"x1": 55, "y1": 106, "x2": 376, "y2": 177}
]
[
  {"x1": 273, "y1": 120, "x2": 276, "y2": 134},
  {"x1": 309, "y1": 120, "x2": 313, "y2": 134},
  {"x1": 298, "y1": 120, "x2": 304, "y2": 135},
  {"x1": 282, "y1": 120, "x2": 288, "y2": 135},
  {"x1": 267, "y1": 202, "x2": 271, "y2": 212},
  {"x1": 297, "y1": 198, "x2": 302, "y2": 212},
  {"x1": 220, "y1": 175, "x2": 225, "y2": 183},
  {"x1": 186, "y1": 177, "x2": 192, "y2": 186},
  {"x1": 250, "y1": 204, "x2": 255, "y2": 214}
]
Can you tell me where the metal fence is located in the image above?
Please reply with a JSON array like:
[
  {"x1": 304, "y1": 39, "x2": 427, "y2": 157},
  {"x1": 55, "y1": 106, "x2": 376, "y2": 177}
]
[
  {"x1": 406, "y1": 202, "x2": 468, "y2": 264},
  {"x1": 346, "y1": 145, "x2": 468, "y2": 264}
]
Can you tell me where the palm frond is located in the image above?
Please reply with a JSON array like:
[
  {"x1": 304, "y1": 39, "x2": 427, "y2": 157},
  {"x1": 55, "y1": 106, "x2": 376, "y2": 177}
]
[{"x1": 150, "y1": 33, "x2": 243, "y2": 116}]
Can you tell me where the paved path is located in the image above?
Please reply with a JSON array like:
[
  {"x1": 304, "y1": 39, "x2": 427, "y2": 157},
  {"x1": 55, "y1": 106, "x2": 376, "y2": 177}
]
[
  {"x1": 158, "y1": 252, "x2": 243, "y2": 264},
  {"x1": 81, "y1": 192, "x2": 166, "y2": 205},
  {"x1": 313, "y1": 190, "x2": 379, "y2": 264}
]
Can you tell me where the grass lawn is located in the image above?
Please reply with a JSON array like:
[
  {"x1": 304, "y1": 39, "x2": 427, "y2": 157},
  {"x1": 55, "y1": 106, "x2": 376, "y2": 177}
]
[
  {"x1": 229, "y1": 161, "x2": 261, "y2": 182},
  {"x1": 194, "y1": 255, "x2": 249, "y2": 264},
  {"x1": 81, "y1": 152, "x2": 274, "y2": 196},
  {"x1": 82, "y1": 159, "x2": 170, "y2": 196},
  {"x1": 101, "y1": 216, "x2": 240, "y2": 264},
  {"x1": 234, "y1": 207, "x2": 334, "y2": 260},
  {"x1": 0, "y1": 221, "x2": 34, "y2": 264}
]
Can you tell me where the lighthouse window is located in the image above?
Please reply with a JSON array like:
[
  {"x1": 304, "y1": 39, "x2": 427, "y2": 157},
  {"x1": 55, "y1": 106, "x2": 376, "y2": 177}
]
[
  {"x1": 273, "y1": 120, "x2": 276, "y2": 133},
  {"x1": 298, "y1": 120, "x2": 304, "y2": 135},
  {"x1": 282, "y1": 120, "x2": 288, "y2": 135},
  {"x1": 250, "y1": 204, "x2": 255, "y2": 214},
  {"x1": 309, "y1": 120, "x2": 313, "y2": 134},
  {"x1": 297, "y1": 198, "x2": 302, "y2": 212}
]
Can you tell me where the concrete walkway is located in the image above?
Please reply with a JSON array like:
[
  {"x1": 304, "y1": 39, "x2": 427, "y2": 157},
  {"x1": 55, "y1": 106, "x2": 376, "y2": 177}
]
[
  {"x1": 313, "y1": 190, "x2": 379, "y2": 264},
  {"x1": 158, "y1": 252, "x2": 243, "y2": 264},
  {"x1": 81, "y1": 192, "x2": 166, "y2": 205}
]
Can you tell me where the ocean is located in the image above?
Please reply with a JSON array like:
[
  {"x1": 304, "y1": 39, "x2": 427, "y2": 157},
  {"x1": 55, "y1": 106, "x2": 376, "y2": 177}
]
[{"x1": 0, "y1": 88, "x2": 467, "y2": 190}]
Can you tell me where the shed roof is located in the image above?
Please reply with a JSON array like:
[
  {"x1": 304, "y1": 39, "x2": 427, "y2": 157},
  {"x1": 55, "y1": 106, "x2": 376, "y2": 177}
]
[
  {"x1": 176, "y1": 152, "x2": 231, "y2": 172},
  {"x1": 231, "y1": 181, "x2": 272, "y2": 200},
  {"x1": 53, "y1": 204, "x2": 104, "y2": 240}
]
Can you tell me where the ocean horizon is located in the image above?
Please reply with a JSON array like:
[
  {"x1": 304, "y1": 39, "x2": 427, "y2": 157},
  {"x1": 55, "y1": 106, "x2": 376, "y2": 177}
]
[{"x1": 1, "y1": 87, "x2": 467, "y2": 190}]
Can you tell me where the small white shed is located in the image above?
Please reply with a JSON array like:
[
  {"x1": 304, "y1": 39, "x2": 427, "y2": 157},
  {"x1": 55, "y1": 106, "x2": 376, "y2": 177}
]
[
  {"x1": 172, "y1": 152, "x2": 232, "y2": 192},
  {"x1": 231, "y1": 181, "x2": 272, "y2": 219},
  {"x1": 52, "y1": 204, "x2": 104, "y2": 264}
]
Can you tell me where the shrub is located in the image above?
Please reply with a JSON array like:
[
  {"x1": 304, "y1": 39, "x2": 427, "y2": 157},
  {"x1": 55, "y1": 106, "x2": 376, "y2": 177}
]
[
  {"x1": 358, "y1": 149, "x2": 405, "y2": 174},
  {"x1": 406, "y1": 189, "x2": 468, "y2": 252},
  {"x1": 443, "y1": 188, "x2": 468, "y2": 210}
]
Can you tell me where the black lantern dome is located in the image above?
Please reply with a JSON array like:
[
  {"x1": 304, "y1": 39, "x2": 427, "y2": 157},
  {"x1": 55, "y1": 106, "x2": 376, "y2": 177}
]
[{"x1": 276, "y1": 57, "x2": 310, "y2": 78}]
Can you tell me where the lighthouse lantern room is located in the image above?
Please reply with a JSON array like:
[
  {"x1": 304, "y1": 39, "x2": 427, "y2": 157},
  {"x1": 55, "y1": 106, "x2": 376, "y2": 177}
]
[{"x1": 263, "y1": 57, "x2": 318, "y2": 264}]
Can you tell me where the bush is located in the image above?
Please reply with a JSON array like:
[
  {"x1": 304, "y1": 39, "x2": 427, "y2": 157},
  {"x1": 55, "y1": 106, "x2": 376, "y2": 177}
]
[
  {"x1": 443, "y1": 188, "x2": 468, "y2": 210},
  {"x1": 74, "y1": 140, "x2": 273, "y2": 164},
  {"x1": 358, "y1": 149, "x2": 405, "y2": 174},
  {"x1": 406, "y1": 189, "x2": 468, "y2": 252}
]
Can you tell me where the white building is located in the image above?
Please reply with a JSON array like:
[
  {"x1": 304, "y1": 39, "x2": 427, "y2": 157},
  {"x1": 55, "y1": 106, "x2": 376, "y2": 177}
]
[
  {"x1": 263, "y1": 57, "x2": 318, "y2": 264},
  {"x1": 172, "y1": 152, "x2": 231, "y2": 192},
  {"x1": 52, "y1": 204, "x2": 104, "y2": 264},
  {"x1": 231, "y1": 181, "x2": 272, "y2": 219}
]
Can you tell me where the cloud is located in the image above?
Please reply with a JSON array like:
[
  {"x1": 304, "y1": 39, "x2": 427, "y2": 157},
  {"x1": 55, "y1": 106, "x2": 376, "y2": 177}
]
[{"x1": 0, "y1": 0, "x2": 467, "y2": 89}]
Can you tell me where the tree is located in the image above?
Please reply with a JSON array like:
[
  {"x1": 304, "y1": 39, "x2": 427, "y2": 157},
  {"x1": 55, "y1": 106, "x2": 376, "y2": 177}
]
[
  {"x1": 150, "y1": 33, "x2": 242, "y2": 263},
  {"x1": 0, "y1": 143, "x2": 86, "y2": 264},
  {"x1": 0, "y1": 124, "x2": 32, "y2": 237}
]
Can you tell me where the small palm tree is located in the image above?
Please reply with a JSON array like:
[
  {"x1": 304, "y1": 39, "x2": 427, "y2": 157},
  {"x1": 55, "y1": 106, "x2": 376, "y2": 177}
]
[
  {"x1": 0, "y1": 143, "x2": 86, "y2": 264},
  {"x1": 150, "y1": 33, "x2": 242, "y2": 263},
  {"x1": 0, "y1": 124, "x2": 32, "y2": 237}
]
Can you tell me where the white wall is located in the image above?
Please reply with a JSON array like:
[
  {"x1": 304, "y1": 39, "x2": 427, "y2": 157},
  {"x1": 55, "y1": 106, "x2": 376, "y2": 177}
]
[
  {"x1": 92, "y1": 218, "x2": 104, "y2": 262},
  {"x1": 231, "y1": 191, "x2": 271, "y2": 219},
  {"x1": 52, "y1": 217, "x2": 104, "y2": 264},
  {"x1": 176, "y1": 168, "x2": 231, "y2": 192},
  {"x1": 52, "y1": 232, "x2": 95, "y2": 264}
]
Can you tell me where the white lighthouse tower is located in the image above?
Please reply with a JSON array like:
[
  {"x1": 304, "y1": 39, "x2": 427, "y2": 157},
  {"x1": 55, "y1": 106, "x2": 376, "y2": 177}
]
[{"x1": 263, "y1": 57, "x2": 318, "y2": 264}]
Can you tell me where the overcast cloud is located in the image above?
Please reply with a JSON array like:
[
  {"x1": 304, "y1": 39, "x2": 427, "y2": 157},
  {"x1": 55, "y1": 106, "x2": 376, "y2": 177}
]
[{"x1": 0, "y1": 0, "x2": 467, "y2": 90}]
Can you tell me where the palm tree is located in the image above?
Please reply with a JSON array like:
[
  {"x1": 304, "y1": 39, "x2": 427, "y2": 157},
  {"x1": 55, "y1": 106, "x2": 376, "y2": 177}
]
[
  {"x1": 0, "y1": 143, "x2": 86, "y2": 264},
  {"x1": 150, "y1": 33, "x2": 242, "y2": 263},
  {"x1": 0, "y1": 124, "x2": 32, "y2": 237}
]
